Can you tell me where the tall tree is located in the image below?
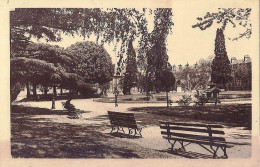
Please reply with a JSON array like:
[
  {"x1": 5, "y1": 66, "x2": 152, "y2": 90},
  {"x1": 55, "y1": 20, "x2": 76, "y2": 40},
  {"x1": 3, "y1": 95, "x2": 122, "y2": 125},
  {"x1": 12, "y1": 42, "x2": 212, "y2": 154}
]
[
  {"x1": 161, "y1": 70, "x2": 175, "y2": 108},
  {"x1": 145, "y1": 8, "x2": 174, "y2": 93},
  {"x1": 211, "y1": 28, "x2": 232, "y2": 89},
  {"x1": 123, "y1": 40, "x2": 137, "y2": 95}
]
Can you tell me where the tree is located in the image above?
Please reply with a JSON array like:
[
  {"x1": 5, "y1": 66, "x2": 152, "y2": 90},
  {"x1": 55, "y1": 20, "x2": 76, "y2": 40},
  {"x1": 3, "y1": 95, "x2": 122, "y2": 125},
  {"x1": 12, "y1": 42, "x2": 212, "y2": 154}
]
[
  {"x1": 161, "y1": 70, "x2": 175, "y2": 108},
  {"x1": 211, "y1": 28, "x2": 232, "y2": 89},
  {"x1": 145, "y1": 8, "x2": 174, "y2": 93},
  {"x1": 192, "y1": 9, "x2": 252, "y2": 90},
  {"x1": 11, "y1": 57, "x2": 59, "y2": 100},
  {"x1": 50, "y1": 74, "x2": 62, "y2": 109},
  {"x1": 10, "y1": 8, "x2": 174, "y2": 101},
  {"x1": 234, "y1": 63, "x2": 252, "y2": 89},
  {"x1": 123, "y1": 40, "x2": 137, "y2": 95},
  {"x1": 64, "y1": 41, "x2": 114, "y2": 85}
]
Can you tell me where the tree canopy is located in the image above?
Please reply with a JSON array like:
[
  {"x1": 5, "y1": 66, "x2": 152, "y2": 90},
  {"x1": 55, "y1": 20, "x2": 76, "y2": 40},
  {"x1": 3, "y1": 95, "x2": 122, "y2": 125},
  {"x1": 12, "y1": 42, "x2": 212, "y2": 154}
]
[
  {"x1": 10, "y1": 8, "x2": 174, "y2": 101},
  {"x1": 64, "y1": 41, "x2": 114, "y2": 85},
  {"x1": 192, "y1": 8, "x2": 252, "y2": 41}
]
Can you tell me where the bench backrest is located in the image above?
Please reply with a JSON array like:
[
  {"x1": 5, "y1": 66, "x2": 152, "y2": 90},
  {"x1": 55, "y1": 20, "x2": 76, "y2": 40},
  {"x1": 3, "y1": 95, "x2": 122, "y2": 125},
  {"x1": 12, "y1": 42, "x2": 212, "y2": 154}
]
[
  {"x1": 159, "y1": 121, "x2": 226, "y2": 143},
  {"x1": 108, "y1": 111, "x2": 138, "y2": 129}
]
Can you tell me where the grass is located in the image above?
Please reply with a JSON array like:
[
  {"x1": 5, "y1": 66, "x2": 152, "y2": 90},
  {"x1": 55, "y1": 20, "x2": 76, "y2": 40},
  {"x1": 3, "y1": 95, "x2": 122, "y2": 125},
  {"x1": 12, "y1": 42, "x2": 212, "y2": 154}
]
[
  {"x1": 129, "y1": 103, "x2": 252, "y2": 130},
  {"x1": 95, "y1": 91, "x2": 251, "y2": 103}
]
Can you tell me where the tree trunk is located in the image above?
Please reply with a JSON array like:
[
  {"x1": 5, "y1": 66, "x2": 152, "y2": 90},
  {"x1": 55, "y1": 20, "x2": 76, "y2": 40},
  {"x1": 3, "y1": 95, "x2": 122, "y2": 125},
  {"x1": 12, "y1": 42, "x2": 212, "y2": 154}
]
[
  {"x1": 53, "y1": 86, "x2": 57, "y2": 97},
  {"x1": 26, "y1": 82, "x2": 30, "y2": 98},
  {"x1": 166, "y1": 91, "x2": 169, "y2": 108},
  {"x1": 32, "y1": 83, "x2": 37, "y2": 98},
  {"x1": 44, "y1": 87, "x2": 48, "y2": 96},
  {"x1": 51, "y1": 95, "x2": 55, "y2": 109}
]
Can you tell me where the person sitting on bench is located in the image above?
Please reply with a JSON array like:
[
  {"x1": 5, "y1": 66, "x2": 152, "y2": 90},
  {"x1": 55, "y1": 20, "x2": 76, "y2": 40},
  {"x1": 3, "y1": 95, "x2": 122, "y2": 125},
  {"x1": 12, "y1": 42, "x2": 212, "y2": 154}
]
[{"x1": 64, "y1": 98, "x2": 76, "y2": 111}]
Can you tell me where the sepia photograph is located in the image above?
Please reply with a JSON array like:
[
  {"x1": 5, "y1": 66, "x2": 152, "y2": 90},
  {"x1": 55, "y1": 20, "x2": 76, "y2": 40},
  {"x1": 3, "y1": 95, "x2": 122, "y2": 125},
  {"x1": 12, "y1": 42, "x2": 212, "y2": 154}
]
[{"x1": 0, "y1": 0, "x2": 259, "y2": 166}]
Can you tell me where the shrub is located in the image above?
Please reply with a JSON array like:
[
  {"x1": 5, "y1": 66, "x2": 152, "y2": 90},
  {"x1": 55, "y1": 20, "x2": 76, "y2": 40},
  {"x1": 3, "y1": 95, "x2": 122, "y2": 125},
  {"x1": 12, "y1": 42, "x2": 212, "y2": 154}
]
[
  {"x1": 78, "y1": 83, "x2": 97, "y2": 96},
  {"x1": 194, "y1": 90, "x2": 208, "y2": 106},
  {"x1": 177, "y1": 94, "x2": 192, "y2": 106}
]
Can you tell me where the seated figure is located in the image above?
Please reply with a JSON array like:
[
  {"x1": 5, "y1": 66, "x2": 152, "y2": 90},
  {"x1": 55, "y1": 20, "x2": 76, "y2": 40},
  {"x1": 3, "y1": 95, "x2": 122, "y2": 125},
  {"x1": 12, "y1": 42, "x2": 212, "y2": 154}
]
[{"x1": 64, "y1": 98, "x2": 76, "y2": 111}]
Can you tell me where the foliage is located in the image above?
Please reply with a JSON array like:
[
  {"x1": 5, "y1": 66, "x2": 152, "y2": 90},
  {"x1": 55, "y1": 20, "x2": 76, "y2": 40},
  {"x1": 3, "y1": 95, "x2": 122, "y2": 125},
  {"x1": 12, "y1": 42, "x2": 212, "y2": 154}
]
[
  {"x1": 11, "y1": 8, "x2": 173, "y2": 70},
  {"x1": 174, "y1": 57, "x2": 212, "y2": 90},
  {"x1": 123, "y1": 40, "x2": 137, "y2": 95},
  {"x1": 211, "y1": 28, "x2": 232, "y2": 89},
  {"x1": 11, "y1": 82, "x2": 24, "y2": 102},
  {"x1": 99, "y1": 82, "x2": 110, "y2": 97},
  {"x1": 192, "y1": 8, "x2": 252, "y2": 41},
  {"x1": 11, "y1": 57, "x2": 59, "y2": 86},
  {"x1": 234, "y1": 62, "x2": 252, "y2": 89},
  {"x1": 145, "y1": 9, "x2": 173, "y2": 93},
  {"x1": 176, "y1": 94, "x2": 192, "y2": 106},
  {"x1": 10, "y1": 8, "x2": 174, "y2": 101},
  {"x1": 194, "y1": 90, "x2": 208, "y2": 106},
  {"x1": 160, "y1": 70, "x2": 175, "y2": 92},
  {"x1": 78, "y1": 83, "x2": 97, "y2": 96},
  {"x1": 64, "y1": 41, "x2": 114, "y2": 85},
  {"x1": 161, "y1": 70, "x2": 175, "y2": 107}
]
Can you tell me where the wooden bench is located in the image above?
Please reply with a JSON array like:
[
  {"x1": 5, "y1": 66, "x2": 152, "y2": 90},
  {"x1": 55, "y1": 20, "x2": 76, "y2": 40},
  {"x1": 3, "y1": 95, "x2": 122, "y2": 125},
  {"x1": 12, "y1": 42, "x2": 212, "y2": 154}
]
[
  {"x1": 61, "y1": 102, "x2": 82, "y2": 119},
  {"x1": 159, "y1": 121, "x2": 233, "y2": 158},
  {"x1": 107, "y1": 111, "x2": 142, "y2": 137},
  {"x1": 194, "y1": 99, "x2": 221, "y2": 106}
]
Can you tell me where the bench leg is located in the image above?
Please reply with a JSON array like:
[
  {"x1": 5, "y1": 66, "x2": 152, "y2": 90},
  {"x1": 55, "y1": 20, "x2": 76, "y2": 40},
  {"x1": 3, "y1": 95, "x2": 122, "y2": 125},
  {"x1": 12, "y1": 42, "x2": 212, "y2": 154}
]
[
  {"x1": 135, "y1": 128, "x2": 142, "y2": 137},
  {"x1": 110, "y1": 126, "x2": 116, "y2": 133},
  {"x1": 129, "y1": 128, "x2": 134, "y2": 135},
  {"x1": 220, "y1": 147, "x2": 228, "y2": 158},
  {"x1": 117, "y1": 126, "x2": 125, "y2": 133},
  {"x1": 170, "y1": 140, "x2": 177, "y2": 153},
  {"x1": 129, "y1": 128, "x2": 142, "y2": 137},
  {"x1": 179, "y1": 140, "x2": 186, "y2": 151},
  {"x1": 212, "y1": 146, "x2": 219, "y2": 158}
]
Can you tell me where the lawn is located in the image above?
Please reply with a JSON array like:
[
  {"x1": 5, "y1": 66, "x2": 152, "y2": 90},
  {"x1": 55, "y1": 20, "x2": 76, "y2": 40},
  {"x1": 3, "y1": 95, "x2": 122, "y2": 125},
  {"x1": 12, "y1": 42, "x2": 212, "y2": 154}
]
[
  {"x1": 129, "y1": 103, "x2": 252, "y2": 130},
  {"x1": 95, "y1": 91, "x2": 251, "y2": 103}
]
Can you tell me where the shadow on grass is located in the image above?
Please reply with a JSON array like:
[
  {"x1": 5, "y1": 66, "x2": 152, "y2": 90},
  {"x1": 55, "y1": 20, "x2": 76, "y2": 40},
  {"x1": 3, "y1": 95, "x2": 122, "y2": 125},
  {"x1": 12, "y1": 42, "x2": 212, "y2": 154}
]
[
  {"x1": 108, "y1": 132, "x2": 142, "y2": 139},
  {"x1": 158, "y1": 148, "x2": 229, "y2": 159},
  {"x1": 11, "y1": 105, "x2": 142, "y2": 158},
  {"x1": 129, "y1": 104, "x2": 252, "y2": 130}
]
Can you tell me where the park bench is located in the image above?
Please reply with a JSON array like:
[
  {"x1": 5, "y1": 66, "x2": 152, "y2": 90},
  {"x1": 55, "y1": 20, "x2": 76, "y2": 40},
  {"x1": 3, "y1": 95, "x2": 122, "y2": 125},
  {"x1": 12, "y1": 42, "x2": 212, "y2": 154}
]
[
  {"x1": 194, "y1": 99, "x2": 221, "y2": 106},
  {"x1": 159, "y1": 121, "x2": 233, "y2": 158},
  {"x1": 107, "y1": 111, "x2": 142, "y2": 137},
  {"x1": 61, "y1": 102, "x2": 82, "y2": 119}
]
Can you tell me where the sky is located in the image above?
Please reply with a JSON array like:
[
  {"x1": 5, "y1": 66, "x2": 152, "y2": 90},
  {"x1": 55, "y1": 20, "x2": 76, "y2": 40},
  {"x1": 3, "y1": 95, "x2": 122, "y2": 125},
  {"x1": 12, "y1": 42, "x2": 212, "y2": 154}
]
[{"x1": 37, "y1": 5, "x2": 254, "y2": 67}]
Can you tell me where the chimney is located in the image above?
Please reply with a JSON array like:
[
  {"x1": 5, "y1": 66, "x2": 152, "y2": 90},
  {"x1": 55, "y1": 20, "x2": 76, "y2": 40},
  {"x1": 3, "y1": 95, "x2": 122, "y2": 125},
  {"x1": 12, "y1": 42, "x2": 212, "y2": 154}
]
[
  {"x1": 231, "y1": 57, "x2": 237, "y2": 63},
  {"x1": 244, "y1": 55, "x2": 250, "y2": 62}
]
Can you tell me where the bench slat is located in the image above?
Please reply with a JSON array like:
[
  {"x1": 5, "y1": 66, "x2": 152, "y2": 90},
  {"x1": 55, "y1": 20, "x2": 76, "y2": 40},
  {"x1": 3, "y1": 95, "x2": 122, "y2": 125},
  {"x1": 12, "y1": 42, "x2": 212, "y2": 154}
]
[
  {"x1": 159, "y1": 121, "x2": 223, "y2": 128},
  {"x1": 108, "y1": 111, "x2": 139, "y2": 129},
  {"x1": 160, "y1": 125, "x2": 225, "y2": 135},
  {"x1": 161, "y1": 131, "x2": 226, "y2": 142},
  {"x1": 162, "y1": 136, "x2": 230, "y2": 148}
]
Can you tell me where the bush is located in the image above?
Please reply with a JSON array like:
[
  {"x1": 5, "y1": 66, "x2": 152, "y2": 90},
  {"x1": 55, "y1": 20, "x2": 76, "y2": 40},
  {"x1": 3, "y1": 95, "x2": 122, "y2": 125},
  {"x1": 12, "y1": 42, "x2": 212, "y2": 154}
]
[
  {"x1": 194, "y1": 90, "x2": 208, "y2": 106},
  {"x1": 78, "y1": 83, "x2": 97, "y2": 96},
  {"x1": 177, "y1": 94, "x2": 192, "y2": 106}
]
